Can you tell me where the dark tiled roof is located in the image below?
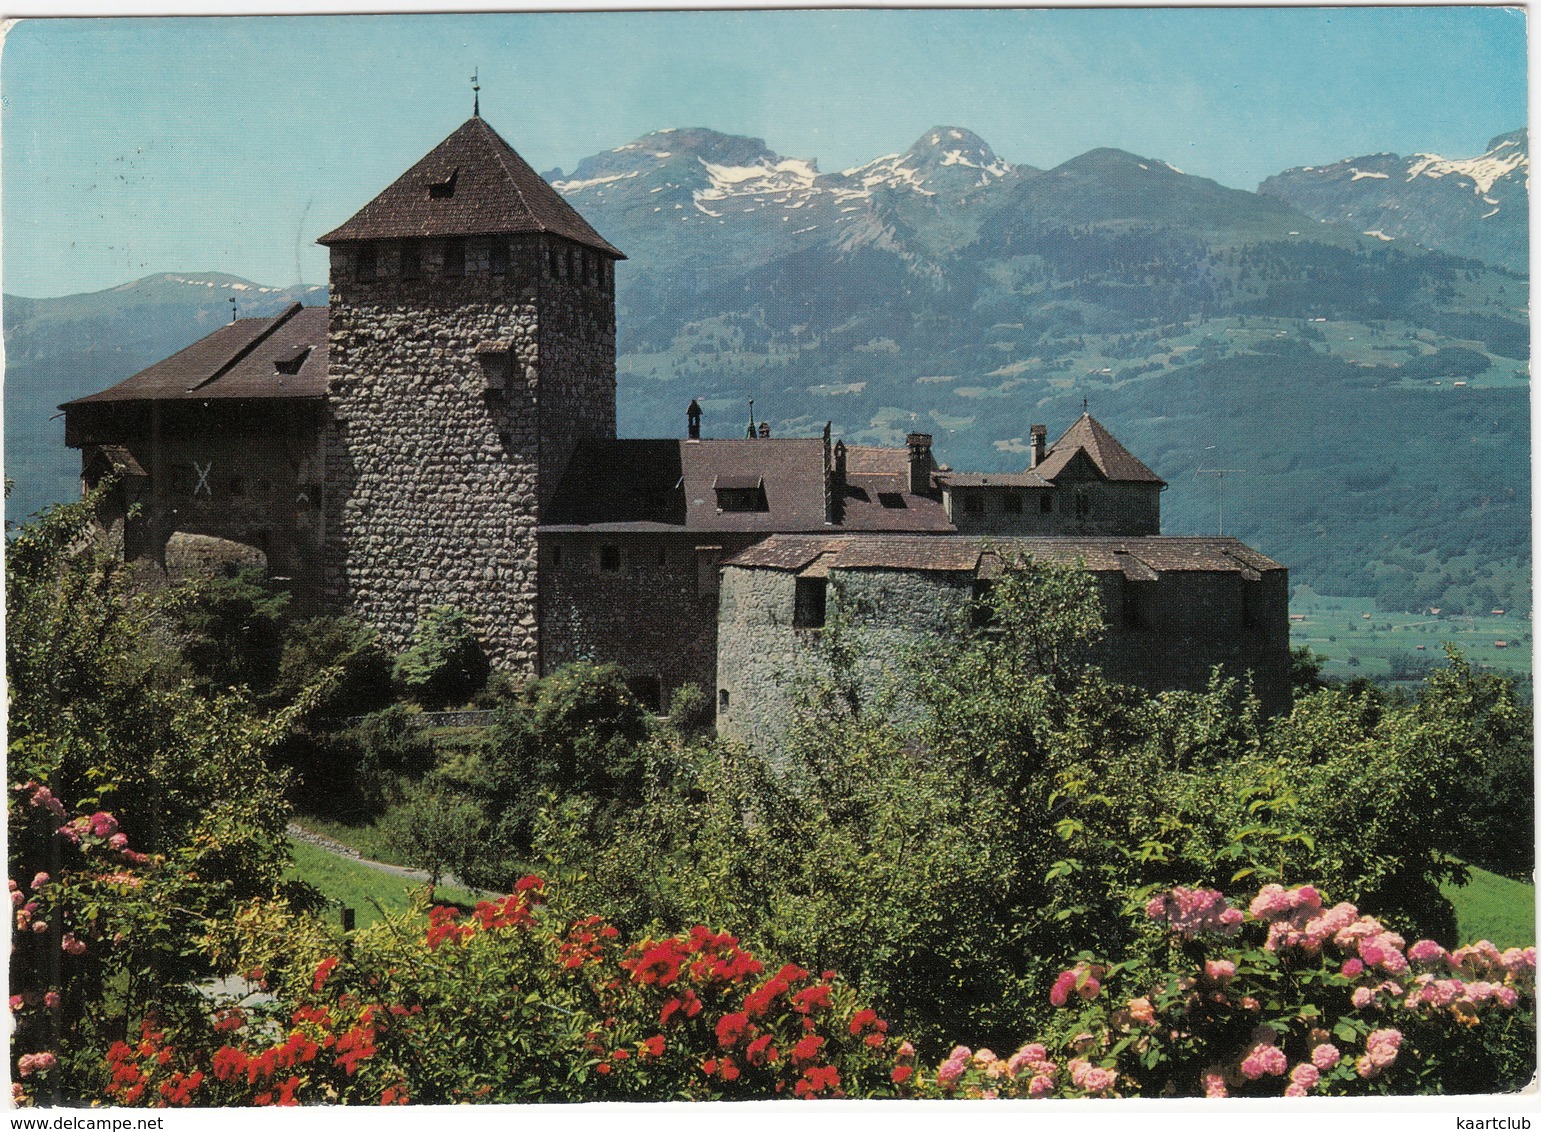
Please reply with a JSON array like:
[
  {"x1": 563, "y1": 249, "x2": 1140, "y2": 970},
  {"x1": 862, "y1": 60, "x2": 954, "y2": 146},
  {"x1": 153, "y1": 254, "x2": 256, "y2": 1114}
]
[
  {"x1": 936, "y1": 471, "x2": 1053, "y2": 489},
  {"x1": 543, "y1": 437, "x2": 954, "y2": 534},
  {"x1": 1032, "y1": 413, "x2": 1165, "y2": 485},
  {"x1": 725, "y1": 535, "x2": 1283, "y2": 575},
  {"x1": 318, "y1": 116, "x2": 624, "y2": 257},
  {"x1": 61, "y1": 304, "x2": 328, "y2": 407},
  {"x1": 839, "y1": 445, "x2": 953, "y2": 531}
]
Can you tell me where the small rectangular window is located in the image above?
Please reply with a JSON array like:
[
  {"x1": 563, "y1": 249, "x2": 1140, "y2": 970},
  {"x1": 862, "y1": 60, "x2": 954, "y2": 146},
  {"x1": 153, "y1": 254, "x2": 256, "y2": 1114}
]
[
  {"x1": 963, "y1": 492, "x2": 984, "y2": 514},
  {"x1": 551, "y1": 545, "x2": 563, "y2": 568},
  {"x1": 356, "y1": 245, "x2": 377, "y2": 283},
  {"x1": 971, "y1": 579, "x2": 995, "y2": 628},
  {"x1": 794, "y1": 577, "x2": 828, "y2": 629},
  {"x1": 600, "y1": 545, "x2": 621, "y2": 572},
  {"x1": 227, "y1": 476, "x2": 245, "y2": 498},
  {"x1": 401, "y1": 242, "x2": 421, "y2": 280},
  {"x1": 443, "y1": 239, "x2": 465, "y2": 277},
  {"x1": 490, "y1": 241, "x2": 509, "y2": 276},
  {"x1": 1123, "y1": 580, "x2": 1155, "y2": 629},
  {"x1": 1040, "y1": 494, "x2": 1054, "y2": 514},
  {"x1": 1003, "y1": 492, "x2": 1023, "y2": 514},
  {"x1": 718, "y1": 688, "x2": 729, "y2": 713}
]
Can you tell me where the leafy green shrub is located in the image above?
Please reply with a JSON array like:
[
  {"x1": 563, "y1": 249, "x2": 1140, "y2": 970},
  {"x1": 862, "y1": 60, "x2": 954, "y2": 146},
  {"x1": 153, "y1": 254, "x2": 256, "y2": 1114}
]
[
  {"x1": 668, "y1": 682, "x2": 715, "y2": 735},
  {"x1": 476, "y1": 663, "x2": 650, "y2": 859},
  {"x1": 165, "y1": 564, "x2": 289, "y2": 695},
  {"x1": 269, "y1": 615, "x2": 393, "y2": 719},
  {"x1": 391, "y1": 606, "x2": 489, "y2": 710}
]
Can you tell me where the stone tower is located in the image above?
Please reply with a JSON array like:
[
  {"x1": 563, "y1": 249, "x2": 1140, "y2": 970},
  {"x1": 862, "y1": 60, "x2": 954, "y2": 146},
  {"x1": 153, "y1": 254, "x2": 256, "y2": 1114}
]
[{"x1": 319, "y1": 115, "x2": 625, "y2": 668}]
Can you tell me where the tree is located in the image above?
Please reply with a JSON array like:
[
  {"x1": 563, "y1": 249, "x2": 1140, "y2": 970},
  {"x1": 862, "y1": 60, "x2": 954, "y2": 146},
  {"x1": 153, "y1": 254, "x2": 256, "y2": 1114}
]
[
  {"x1": 392, "y1": 606, "x2": 489, "y2": 710},
  {"x1": 7, "y1": 494, "x2": 307, "y2": 1101},
  {"x1": 380, "y1": 791, "x2": 490, "y2": 897}
]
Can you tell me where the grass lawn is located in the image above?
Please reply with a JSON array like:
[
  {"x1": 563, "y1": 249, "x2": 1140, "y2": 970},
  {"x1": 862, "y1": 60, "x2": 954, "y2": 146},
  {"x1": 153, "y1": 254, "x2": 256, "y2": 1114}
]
[
  {"x1": 290, "y1": 814, "x2": 411, "y2": 867},
  {"x1": 1440, "y1": 864, "x2": 1537, "y2": 949},
  {"x1": 285, "y1": 839, "x2": 483, "y2": 931}
]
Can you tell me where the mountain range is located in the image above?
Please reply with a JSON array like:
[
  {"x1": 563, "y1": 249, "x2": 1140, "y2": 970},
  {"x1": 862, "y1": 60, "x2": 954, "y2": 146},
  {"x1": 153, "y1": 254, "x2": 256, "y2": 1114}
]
[{"x1": 5, "y1": 126, "x2": 1529, "y2": 619}]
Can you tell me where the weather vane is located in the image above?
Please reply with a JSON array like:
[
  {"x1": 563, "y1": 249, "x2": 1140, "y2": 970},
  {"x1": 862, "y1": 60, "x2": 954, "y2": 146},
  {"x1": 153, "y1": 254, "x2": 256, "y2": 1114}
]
[{"x1": 471, "y1": 68, "x2": 480, "y2": 117}]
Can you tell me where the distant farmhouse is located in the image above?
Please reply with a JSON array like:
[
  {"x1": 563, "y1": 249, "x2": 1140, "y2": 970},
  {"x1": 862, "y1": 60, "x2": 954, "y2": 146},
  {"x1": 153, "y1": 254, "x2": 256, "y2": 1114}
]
[{"x1": 62, "y1": 115, "x2": 1291, "y2": 733}]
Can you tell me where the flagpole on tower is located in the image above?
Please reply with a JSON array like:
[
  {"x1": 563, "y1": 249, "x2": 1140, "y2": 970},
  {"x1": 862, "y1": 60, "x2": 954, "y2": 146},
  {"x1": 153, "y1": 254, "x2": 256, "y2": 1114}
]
[{"x1": 472, "y1": 68, "x2": 480, "y2": 117}]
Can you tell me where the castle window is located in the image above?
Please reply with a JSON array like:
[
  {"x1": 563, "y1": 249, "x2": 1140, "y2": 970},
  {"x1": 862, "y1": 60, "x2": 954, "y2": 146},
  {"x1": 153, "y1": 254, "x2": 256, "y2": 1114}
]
[
  {"x1": 656, "y1": 545, "x2": 668, "y2": 567},
  {"x1": 1243, "y1": 578, "x2": 1265, "y2": 627},
  {"x1": 1003, "y1": 492, "x2": 1023, "y2": 514},
  {"x1": 695, "y1": 546, "x2": 722, "y2": 597},
  {"x1": 401, "y1": 242, "x2": 421, "y2": 280},
  {"x1": 356, "y1": 245, "x2": 377, "y2": 283},
  {"x1": 443, "y1": 239, "x2": 465, "y2": 277},
  {"x1": 427, "y1": 169, "x2": 458, "y2": 199},
  {"x1": 600, "y1": 545, "x2": 621, "y2": 572},
  {"x1": 551, "y1": 545, "x2": 563, "y2": 568},
  {"x1": 167, "y1": 464, "x2": 194, "y2": 496},
  {"x1": 794, "y1": 577, "x2": 828, "y2": 629},
  {"x1": 1075, "y1": 489, "x2": 1091, "y2": 520},
  {"x1": 963, "y1": 492, "x2": 984, "y2": 514},
  {"x1": 1040, "y1": 494, "x2": 1054, "y2": 513},
  {"x1": 718, "y1": 688, "x2": 729, "y2": 714},
  {"x1": 878, "y1": 492, "x2": 906, "y2": 509},
  {"x1": 227, "y1": 476, "x2": 245, "y2": 498},
  {"x1": 490, "y1": 240, "x2": 509, "y2": 276},
  {"x1": 478, "y1": 342, "x2": 514, "y2": 396},
  {"x1": 1123, "y1": 579, "x2": 1155, "y2": 629},
  {"x1": 971, "y1": 579, "x2": 995, "y2": 628}
]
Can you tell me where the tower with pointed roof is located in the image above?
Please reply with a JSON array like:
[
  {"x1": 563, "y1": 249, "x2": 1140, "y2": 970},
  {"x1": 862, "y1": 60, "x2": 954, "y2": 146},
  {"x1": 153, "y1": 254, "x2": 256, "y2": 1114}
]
[{"x1": 319, "y1": 115, "x2": 626, "y2": 666}]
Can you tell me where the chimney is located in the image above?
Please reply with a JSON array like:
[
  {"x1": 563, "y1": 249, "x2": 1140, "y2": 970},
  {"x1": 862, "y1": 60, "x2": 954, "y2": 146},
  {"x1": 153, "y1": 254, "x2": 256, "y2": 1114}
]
[
  {"x1": 828, "y1": 439, "x2": 848, "y2": 524},
  {"x1": 758, "y1": 421, "x2": 771, "y2": 439},
  {"x1": 1029, "y1": 423, "x2": 1047, "y2": 468},
  {"x1": 687, "y1": 398, "x2": 702, "y2": 441},
  {"x1": 906, "y1": 432, "x2": 934, "y2": 495}
]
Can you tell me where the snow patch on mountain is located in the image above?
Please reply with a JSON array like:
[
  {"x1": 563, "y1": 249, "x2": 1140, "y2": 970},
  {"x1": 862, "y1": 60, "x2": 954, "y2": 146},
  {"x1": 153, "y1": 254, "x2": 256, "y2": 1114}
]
[{"x1": 1405, "y1": 141, "x2": 1527, "y2": 195}]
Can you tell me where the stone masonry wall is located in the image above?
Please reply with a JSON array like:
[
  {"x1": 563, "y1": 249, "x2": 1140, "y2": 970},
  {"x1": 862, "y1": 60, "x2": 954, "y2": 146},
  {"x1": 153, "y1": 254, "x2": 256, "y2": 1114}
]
[
  {"x1": 323, "y1": 234, "x2": 616, "y2": 669},
  {"x1": 539, "y1": 531, "x2": 732, "y2": 709},
  {"x1": 718, "y1": 562, "x2": 1290, "y2": 750}
]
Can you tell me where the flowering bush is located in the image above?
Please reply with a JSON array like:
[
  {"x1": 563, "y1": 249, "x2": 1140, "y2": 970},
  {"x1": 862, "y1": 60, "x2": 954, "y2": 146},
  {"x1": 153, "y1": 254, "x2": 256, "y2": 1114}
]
[
  {"x1": 92, "y1": 876, "x2": 907, "y2": 1105},
  {"x1": 910, "y1": 881, "x2": 1534, "y2": 1098},
  {"x1": 76, "y1": 876, "x2": 1532, "y2": 1106}
]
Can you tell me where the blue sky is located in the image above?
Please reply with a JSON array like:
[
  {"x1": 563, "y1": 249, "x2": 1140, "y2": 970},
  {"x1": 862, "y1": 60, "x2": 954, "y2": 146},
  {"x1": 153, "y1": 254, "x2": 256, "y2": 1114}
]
[{"x1": 1, "y1": 7, "x2": 1527, "y2": 298}]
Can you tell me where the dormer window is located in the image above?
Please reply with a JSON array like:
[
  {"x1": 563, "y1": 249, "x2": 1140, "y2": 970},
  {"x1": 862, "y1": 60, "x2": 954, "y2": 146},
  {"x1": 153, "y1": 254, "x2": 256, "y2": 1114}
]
[
  {"x1": 714, "y1": 475, "x2": 768, "y2": 513},
  {"x1": 878, "y1": 492, "x2": 906, "y2": 509},
  {"x1": 427, "y1": 169, "x2": 458, "y2": 199},
  {"x1": 274, "y1": 346, "x2": 311, "y2": 376}
]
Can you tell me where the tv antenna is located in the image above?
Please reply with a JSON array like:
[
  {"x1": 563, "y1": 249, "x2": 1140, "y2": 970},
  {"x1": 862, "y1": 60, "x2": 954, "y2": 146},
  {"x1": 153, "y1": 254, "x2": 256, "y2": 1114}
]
[{"x1": 1195, "y1": 466, "x2": 1244, "y2": 536}]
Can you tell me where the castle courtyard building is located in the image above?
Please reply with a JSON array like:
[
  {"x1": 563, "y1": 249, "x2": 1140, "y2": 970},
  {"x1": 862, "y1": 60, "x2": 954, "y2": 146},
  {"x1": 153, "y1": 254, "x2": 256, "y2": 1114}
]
[{"x1": 61, "y1": 114, "x2": 1292, "y2": 727}]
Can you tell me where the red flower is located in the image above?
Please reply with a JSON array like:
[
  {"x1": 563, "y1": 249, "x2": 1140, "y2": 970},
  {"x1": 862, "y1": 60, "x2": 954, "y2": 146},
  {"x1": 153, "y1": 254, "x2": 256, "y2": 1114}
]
[
  {"x1": 719, "y1": 1057, "x2": 740, "y2": 1082},
  {"x1": 791, "y1": 1035, "x2": 825, "y2": 1065},
  {"x1": 641, "y1": 1034, "x2": 666, "y2": 1059},
  {"x1": 715, "y1": 1011, "x2": 751, "y2": 1048},
  {"x1": 792, "y1": 984, "x2": 833, "y2": 1014},
  {"x1": 595, "y1": 1063, "x2": 611, "y2": 1077},
  {"x1": 312, "y1": 957, "x2": 340, "y2": 992},
  {"x1": 611, "y1": 1049, "x2": 629, "y2": 1062},
  {"x1": 514, "y1": 875, "x2": 544, "y2": 893},
  {"x1": 891, "y1": 1065, "x2": 914, "y2": 1086},
  {"x1": 746, "y1": 1034, "x2": 779, "y2": 1066}
]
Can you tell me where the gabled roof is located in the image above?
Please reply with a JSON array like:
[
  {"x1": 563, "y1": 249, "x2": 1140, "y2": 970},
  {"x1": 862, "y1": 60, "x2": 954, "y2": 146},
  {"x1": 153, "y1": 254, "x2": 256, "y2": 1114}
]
[
  {"x1": 318, "y1": 116, "x2": 624, "y2": 257},
  {"x1": 542, "y1": 437, "x2": 951, "y2": 534},
  {"x1": 61, "y1": 304, "x2": 328, "y2": 407},
  {"x1": 1032, "y1": 413, "x2": 1165, "y2": 485}
]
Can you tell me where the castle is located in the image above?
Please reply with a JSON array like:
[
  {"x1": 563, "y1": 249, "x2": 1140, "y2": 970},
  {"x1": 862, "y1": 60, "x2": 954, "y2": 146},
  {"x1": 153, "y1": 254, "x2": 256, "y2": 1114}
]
[{"x1": 62, "y1": 114, "x2": 1291, "y2": 732}]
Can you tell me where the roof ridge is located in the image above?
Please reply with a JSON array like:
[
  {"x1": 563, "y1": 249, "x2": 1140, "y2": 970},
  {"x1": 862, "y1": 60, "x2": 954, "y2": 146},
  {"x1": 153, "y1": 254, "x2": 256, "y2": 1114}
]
[{"x1": 186, "y1": 302, "x2": 302, "y2": 392}]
